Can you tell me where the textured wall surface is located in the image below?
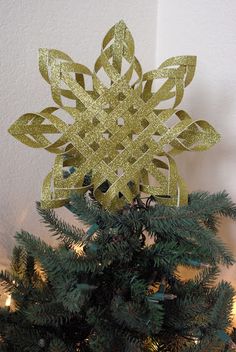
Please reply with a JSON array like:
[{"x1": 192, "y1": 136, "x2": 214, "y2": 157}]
[
  {"x1": 0, "y1": 0, "x2": 236, "y2": 305},
  {"x1": 0, "y1": 0, "x2": 158, "y2": 270}
]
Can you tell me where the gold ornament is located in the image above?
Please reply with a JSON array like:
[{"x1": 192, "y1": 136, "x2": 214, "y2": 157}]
[{"x1": 8, "y1": 20, "x2": 220, "y2": 210}]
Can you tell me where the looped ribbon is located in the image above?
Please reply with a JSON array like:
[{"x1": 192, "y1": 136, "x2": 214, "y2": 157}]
[{"x1": 8, "y1": 20, "x2": 220, "y2": 210}]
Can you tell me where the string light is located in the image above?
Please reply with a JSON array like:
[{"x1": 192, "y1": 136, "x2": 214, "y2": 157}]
[
  {"x1": 5, "y1": 294, "x2": 11, "y2": 310},
  {"x1": 193, "y1": 337, "x2": 199, "y2": 345}
]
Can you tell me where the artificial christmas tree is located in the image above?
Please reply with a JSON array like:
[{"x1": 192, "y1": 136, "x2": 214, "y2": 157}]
[
  {"x1": 1, "y1": 20, "x2": 236, "y2": 351},
  {"x1": 0, "y1": 192, "x2": 236, "y2": 351}
]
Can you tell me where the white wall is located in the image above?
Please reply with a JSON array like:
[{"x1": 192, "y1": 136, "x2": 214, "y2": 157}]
[
  {"x1": 0, "y1": 0, "x2": 235, "y2": 291},
  {"x1": 157, "y1": 0, "x2": 236, "y2": 286},
  {"x1": 0, "y1": 0, "x2": 158, "y2": 269}
]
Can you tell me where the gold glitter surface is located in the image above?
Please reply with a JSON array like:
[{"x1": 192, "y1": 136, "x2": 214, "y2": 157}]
[{"x1": 8, "y1": 20, "x2": 220, "y2": 210}]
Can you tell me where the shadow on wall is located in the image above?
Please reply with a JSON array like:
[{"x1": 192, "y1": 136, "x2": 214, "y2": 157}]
[
  {"x1": 0, "y1": 203, "x2": 37, "y2": 270},
  {"x1": 0, "y1": 218, "x2": 16, "y2": 271},
  {"x1": 0, "y1": 196, "x2": 87, "y2": 271},
  {"x1": 0, "y1": 200, "x2": 50, "y2": 270}
]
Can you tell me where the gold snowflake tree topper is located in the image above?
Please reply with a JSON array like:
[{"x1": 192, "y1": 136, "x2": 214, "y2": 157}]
[{"x1": 9, "y1": 20, "x2": 220, "y2": 210}]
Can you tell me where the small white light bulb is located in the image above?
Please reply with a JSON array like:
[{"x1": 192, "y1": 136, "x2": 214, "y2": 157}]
[{"x1": 5, "y1": 294, "x2": 11, "y2": 307}]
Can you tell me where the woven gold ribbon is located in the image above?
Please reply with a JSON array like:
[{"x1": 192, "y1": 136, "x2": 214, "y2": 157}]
[{"x1": 8, "y1": 20, "x2": 220, "y2": 210}]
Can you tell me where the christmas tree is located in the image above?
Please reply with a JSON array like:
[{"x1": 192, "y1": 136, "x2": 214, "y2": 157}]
[
  {"x1": 1, "y1": 20, "x2": 236, "y2": 351},
  {"x1": 0, "y1": 192, "x2": 236, "y2": 351}
]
